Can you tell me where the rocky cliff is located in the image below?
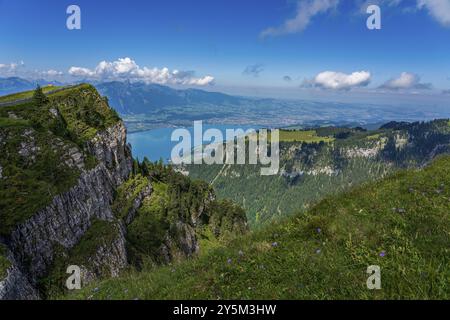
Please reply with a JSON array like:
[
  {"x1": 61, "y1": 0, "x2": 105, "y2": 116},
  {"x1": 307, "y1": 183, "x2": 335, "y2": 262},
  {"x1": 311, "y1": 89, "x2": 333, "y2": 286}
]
[
  {"x1": 9, "y1": 133, "x2": 130, "y2": 282},
  {"x1": 0, "y1": 87, "x2": 133, "y2": 299},
  {"x1": 0, "y1": 86, "x2": 132, "y2": 299}
]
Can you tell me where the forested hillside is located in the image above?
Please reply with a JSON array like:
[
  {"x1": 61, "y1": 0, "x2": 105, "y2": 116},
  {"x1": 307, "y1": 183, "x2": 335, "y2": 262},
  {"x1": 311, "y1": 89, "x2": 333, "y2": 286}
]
[{"x1": 186, "y1": 121, "x2": 450, "y2": 226}]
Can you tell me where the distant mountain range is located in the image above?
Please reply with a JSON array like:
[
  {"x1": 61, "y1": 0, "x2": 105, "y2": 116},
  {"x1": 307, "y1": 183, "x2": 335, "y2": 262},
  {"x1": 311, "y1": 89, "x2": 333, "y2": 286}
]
[
  {"x1": 1, "y1": 77, "x2": 449, "y2": 133},
  {"x1": 95, "y1": 81, "x2": 244, "y2": 114}
]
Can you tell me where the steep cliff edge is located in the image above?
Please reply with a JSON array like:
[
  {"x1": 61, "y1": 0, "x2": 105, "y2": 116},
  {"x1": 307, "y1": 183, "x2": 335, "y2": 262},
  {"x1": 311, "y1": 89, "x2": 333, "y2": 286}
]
[
  {"x1": 0, "y1": 85, "x2": 248, "y2": 299},
  {"x1": 0, "y1": 85, "x2": 133, "y2": 299}
]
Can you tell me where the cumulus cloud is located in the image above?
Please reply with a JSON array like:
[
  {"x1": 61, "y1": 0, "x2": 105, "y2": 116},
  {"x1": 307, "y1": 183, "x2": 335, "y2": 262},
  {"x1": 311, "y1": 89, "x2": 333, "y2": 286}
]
[
  {"x1": 68, "y1": 67, "x2": 96, "y2": 77},
  {"x1": 42, "y1": 69, "x2": 64, "y2": 77},
  {"x1": 243, "y1": 64, "x2": 264, "y2": 77},
  {"x1": 0, "y1": 61, "x2": 24, "y2": 76},
  {"x1": 68, "y1": 57, "x2": 215, "y2": 86},
  {"x1": 260, "y1": 0, "x2": 339, "y2": 38},
  {"x1": 380, "y1": 72, "x2": 432, "y2": 90},
  {"x1": 418, "y1": 0, "x2": 450, "y2": 26},
  {"x1": 0, "y1": 62, "x2": 64, "y2": 80},
  {"x1": 302, "y1": 70, "x2": 371, "y2": 90},
  {"x1": 283, "y1": 75, "x2": 292, "y2": 82}
]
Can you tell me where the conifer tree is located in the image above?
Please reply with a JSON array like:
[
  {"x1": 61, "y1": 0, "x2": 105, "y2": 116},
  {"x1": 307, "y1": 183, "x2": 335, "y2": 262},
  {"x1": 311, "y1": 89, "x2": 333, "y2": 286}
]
[{"x1": 32, "y1": 85, "x2": 49, "y2": 107}]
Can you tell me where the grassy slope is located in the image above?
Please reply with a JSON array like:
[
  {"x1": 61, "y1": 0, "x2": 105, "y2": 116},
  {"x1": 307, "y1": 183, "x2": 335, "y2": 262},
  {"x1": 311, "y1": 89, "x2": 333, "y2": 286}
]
[
  {"x1": 278, "y1": 129, "x2": 334, "y2": 143},
  {"x1": 247, "y1": 129, "x2": 334, "y2": 143},
  {"x1": 0, "y1": 85, "x2": 61, "y2": 103},
  {"x1": 66, "y1": 156, "x2": 450, "y2": 300}
]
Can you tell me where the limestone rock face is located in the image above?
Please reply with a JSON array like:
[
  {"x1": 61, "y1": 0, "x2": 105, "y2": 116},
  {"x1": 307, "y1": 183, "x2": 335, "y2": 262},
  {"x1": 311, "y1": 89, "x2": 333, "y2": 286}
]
[
  {"x1": 86, "y1": 122, "x2": 132, "y2": 186},
  {"x1": 159, "y1": 222, "x2": 199, "y2": 263},
  {"x1": 0, "y1": 248, "x2": 40, "y2": 300},
  {"x1": 79, "y1": 224, "x2": 128, "y2": 285},
  {"x1": 10, "y1": 164, "x2": 118, "y2": 280},
  {"x1": 2, "y1": 121, "x2": 132, "y2": 299},
  {"x1": 18, "y1": 129, "x2": 40, "y2": 164}
]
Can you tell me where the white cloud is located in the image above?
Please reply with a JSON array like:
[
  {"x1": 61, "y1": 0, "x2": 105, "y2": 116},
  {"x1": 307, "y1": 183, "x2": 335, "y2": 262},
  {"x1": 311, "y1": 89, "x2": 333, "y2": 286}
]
[
  {"x1": 68, "y1": 57, "x2": 215, "y2": 86},
  {"x1": 418, "y1": 0, "x2": 450, "y2": 26},
  {"x1": 0, "y1": 61, "x2": 24, "y2": 76},
  {"x1": 260, "y1": 0, "x2": 339, "y2": 38},
  {"x1": 302, "y1": 70, "x2": 371, "y2": 90},
  {"x1": 380, "y1": 72, "x2": 432, "y2": 90},
  {"x1": 68, "y1": 66, "x2": 96, "y2": 77},
  {"x1": 43, "y1": 69, "x2": 63, "y2": 77},
  {"x1": 192, "y1": 75, "x2": 215, "y2": 86},
  {"x1": 0, "y1": 62, "x2": 64, "y2": 80}
]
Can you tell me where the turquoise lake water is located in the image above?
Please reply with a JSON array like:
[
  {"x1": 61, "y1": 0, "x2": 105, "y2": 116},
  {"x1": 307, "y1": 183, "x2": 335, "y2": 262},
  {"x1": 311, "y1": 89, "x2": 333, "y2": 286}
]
[{"x1": 127, "y1": 124, "x2": 261, "y2": 162}]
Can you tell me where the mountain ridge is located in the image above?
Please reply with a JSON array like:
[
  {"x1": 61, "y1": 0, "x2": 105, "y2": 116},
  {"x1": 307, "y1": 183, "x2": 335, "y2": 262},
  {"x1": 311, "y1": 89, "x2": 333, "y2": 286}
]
[
  {"x1": 187, "y1": 119, "x2": 450, "y2": 226},
  {"x1": 0, "y1": 85, "x2": 247, "y2": 299}
]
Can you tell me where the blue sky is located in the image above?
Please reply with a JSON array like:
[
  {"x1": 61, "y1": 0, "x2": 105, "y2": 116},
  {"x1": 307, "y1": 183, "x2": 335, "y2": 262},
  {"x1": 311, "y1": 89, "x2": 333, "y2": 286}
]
[{"x1": 1, "y1": 0, "x2": 450, "y2": 101}]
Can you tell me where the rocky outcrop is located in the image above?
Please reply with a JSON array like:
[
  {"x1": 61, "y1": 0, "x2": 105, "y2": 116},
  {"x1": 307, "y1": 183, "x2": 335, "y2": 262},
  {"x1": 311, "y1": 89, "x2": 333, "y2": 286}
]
[
  {"x1": 190, "y1": 189, "x2": 215, "y2": 227},
  {"x1": 159, "y1": 222, "x2": 199, "y2": 263},
  {"x1": 18, "y1": 129, "x2": 40, "y2": 164},
  {"x1": 0, "y1": 249, "x2": 39, "y2": 300},
  {"x1": 124, "y1": 183, "x2": 152, "y2": 225},
  {"x1": 86, "y1": 122, "x2": 132, "y2": 185},
  {"x1": 79, "y1": 224, "x2": 128, "y2": 285}
]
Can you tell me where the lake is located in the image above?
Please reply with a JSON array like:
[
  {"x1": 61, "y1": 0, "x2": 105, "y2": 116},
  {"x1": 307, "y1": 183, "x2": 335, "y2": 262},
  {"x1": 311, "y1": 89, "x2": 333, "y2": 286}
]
[{"x1": 127, "y1": 124, "x2": 261, "y2": 162}]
